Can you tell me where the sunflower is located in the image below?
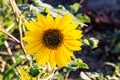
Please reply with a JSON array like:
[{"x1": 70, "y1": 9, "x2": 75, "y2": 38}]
[{"x1": 23, "y1": 13, "x2": 83, "y2": 68}]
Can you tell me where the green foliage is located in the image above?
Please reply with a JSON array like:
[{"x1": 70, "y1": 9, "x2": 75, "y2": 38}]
[
  {"x1": 29, "y1": 66, "x2": 40, "y2": 77},
  {"x1": 3, "y1": 57, "x2": 24, "y2": 80},
  {"x1": 70, "y1": 59, "x2": 88, "y2": 70},
  {"x1": 44, "y1": 8, "x2": 50, "y2": 14},
  {"x1": 57, "y1": 5, "x2": 66, "y2": 10},
  {"x1": 0, "y1": 32, "x2": 5, "y2": 47},
  {"x1": 79, "y1": 62, "x2": 120, "y2": 80},
  {"x1": 112, "y1": 42, "x2": 120, "y2": 55},
  {"x1": 66, "y1": 3, "x2": 81, "y2": 13},
  {"x1": 76, "y1": 14, "x2": 91, "y2": 23},
  {"x1": 63, "y1": 59, "x2": 88, "y2": 74},
  {"x1": 0, "y1": 2, "x2": 17, "y2": 49},
  {"x1": 0, "y1": 0, "x2": 2, "y2": 7}
]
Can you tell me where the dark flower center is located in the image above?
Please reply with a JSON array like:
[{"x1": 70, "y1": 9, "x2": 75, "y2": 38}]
[{"x1": 42, "y1": 29, "x2": 63, "y2": 49}]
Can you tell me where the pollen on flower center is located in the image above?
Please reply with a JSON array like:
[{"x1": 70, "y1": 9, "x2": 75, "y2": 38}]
[{"x1": 42, "y1": 29, "x2": 63, "y2": 49}]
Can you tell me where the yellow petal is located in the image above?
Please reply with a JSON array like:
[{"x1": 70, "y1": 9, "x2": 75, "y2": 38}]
[
  {"x1": 37, "y1": 48, "x2": 50, "y2": 65},
  {"x1": 37, "y1": 53, "x2": 49, "y2": 65},
  {"x1": 33, "y1": 52, "x2": 42, "y2": 60},
  {"x1": 19, "y1": 68, "x2": 26, "y2": 76},
  {"x1": 65, "y1": 40, "x2": 82, "y2": 46},
  {"x1": 19, "y1": 68, "x2": 31, "y2": 80},
  {"x1": 57, "y1": 14, "x2": 73, "y2": 30},
  {"x1": 25, "y1": 31, "x2": 43, "y2": 37},
  {"x1": 46, "y1": 14, "x2": 55, "y2": 28},
  {"x1": 64, "y1": 30, "x2": 83, "y2": 39},
  {"x1": 62, "y1": 45, "x2": 74, "y2": 57},
  {"x1": 61, "y1": 45, "x2": 72, "y2": 62},
  {"x1": 33, "y1": 46, "x2": 45, "y2": 60},
  {"x1": 22, "y1": 36, "x2": 40, "y2": 43},
  {"x1": 64, "y1": 42, "x2": 82, "y2": 51},
  {"x1": 25, "y1": 21, "x2": 43, "y2": 31},
  {"x1": 55, "y1": 48, "x2": 68, "y2": 67},
  {"x1": 55, "y1": 14, "x2": 60, "y2": 27},
  {"x1": 63, "y1": 22, "x2": 78, "y2": 33},
  {"x1": 25, "y1": 42, "x2": 41, "y2": 49},
  {"x1": 25, "y1": 42, "x2": 42, "y2": 54},
  {"x1": 37, "y1": 14, "x2": 48, "y2": 29},
  {"x1": 49, "y1": 50, "x2": 56, "y2": 69}
]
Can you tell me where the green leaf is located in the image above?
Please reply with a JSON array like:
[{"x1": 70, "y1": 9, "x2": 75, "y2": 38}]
[
  {"x1": 57, "y1": 5, "x2": 65, "y2": 9},
  {"x1": 76, "y1": 14, "x2": 91, "y2": 23},
  {"x1": 0, "y1": 0, "x2": 2, "y2": 7},
  {"x1": 0, "y1": 32, "x2": 6, "y2": 48},
  {"x1": 70, "y1": 3, "x2": 80, "y2": 13},
  {"x1": 73, "y1": 59, "x2": 88, "y2": 69},
  {"x1": 44, "y1": 8, "x2": 50, "y2": 14},
  {"x1": 3, "y1": 57, "x2": 23, "y2": 80},
  {"x1": 29, "y1": 66, "x2": 40, "y2": 77},
  {"x1": 66, "y1": 59, "x2": 88, "y2": 71}
]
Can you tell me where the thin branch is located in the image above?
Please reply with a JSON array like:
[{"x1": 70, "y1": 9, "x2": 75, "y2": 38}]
[
  {"x1": 4, "y1": 41, "x2": 16, "y2": 63},
  {"x1": 9, "y1": 0, "x2": 27, "y2": 23},
  {"x1": 4, "y1": 40, "x2": 21, "y2": 75},
  {"x1": 9, "y1": 0, "x2": 27, "y2": 55},
  {"x1": 0, "y1": 36, "x2": 18, "y2": 42},
  {"x1": 18, "y1": 17, "x2": 28, "y2": 58},
  {"x1": 0, "y1": 29, "x2": 20, "y2": 43},
  {"x1": 9, "y1": 0, "x2": 21, "y2": 18}
]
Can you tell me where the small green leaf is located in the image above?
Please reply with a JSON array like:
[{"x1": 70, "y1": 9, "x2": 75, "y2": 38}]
[
  {"x1": 0, "y1": 32, "x2": 6, "y2": 48},
  {"x1": 29, "y1": 66, "x2": 40, "y2": 77},
  {"x1": 76, "y1": 14, "x2": 91, "y2": 23},
  {"x1": 66, "y1": 59, "x2": 88, "y2": 71},
  {"x1": 70, "y1": 3, "x2": 80, "y2": 13},
  {"x1": 44, "y1": 8, "x2": 50, "y2": 14},
  {"x1": 57, "y1": 5, "x2": 65, "y2": 9},
  {"x1": 73, "y1": 59, "x2": 88, "y2": 69}
]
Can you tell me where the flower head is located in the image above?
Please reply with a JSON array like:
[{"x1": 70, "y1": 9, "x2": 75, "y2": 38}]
[{"x1": 23, "y1": 13, "x2": 83, "y2": 68}]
